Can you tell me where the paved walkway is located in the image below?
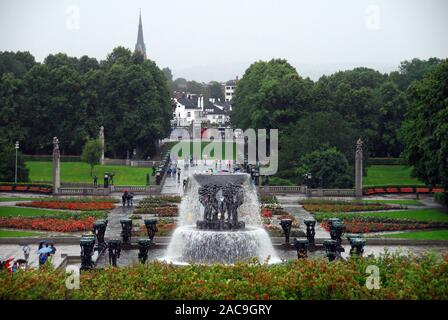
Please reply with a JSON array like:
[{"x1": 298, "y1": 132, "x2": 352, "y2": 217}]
[
  {"x1": 104, "y1": 205, "x2": 136, "y2": 240},
  {"x1": 0, "y1": 244, "x2": 81, "y2": 269},
  {"x1": 276, "y1": 195, "x2": 330, "y2": 238}
]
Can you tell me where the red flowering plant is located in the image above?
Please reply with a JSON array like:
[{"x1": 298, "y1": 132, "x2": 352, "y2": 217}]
[
  {"x1": 0, "y1": 217, "x2": 95, "y2": 232},
  {"x1": 261, "y1": 208, "x2": 273, "y2": 218},
  {"x1": 16, "y1": 201, "x2": 115, "y2": 211}
]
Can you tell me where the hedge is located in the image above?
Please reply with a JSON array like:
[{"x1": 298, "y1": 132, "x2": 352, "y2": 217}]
[
  {"x1": 1, "y1": 253, "x2": 447, "y2": 299},
  {"x1": 363, "y1": 186, "x2": 444, "y2": 195},
  {"x1": 0, "y1": 183, "x2": 52, "y2": 194}
]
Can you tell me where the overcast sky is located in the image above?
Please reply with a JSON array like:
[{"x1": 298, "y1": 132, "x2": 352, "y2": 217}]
[{"x1": 1, "y1": 0, "x2": 447, "y2": 81}]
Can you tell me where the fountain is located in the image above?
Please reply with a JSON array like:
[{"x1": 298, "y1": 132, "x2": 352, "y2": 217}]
[{"x1": 163, "y1": 173, "x2": 280, "y2": 264}]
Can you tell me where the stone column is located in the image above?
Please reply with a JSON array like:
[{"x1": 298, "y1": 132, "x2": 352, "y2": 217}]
[
  {"x1": 99, "y1": 126, "x2": 105, "y2": 165},
  {"x1": 355, "y1": 138, "x2": 363, "y2": 198},
  {"x1": 52, "y1": 137, "x2": 61, "y2": 194}
]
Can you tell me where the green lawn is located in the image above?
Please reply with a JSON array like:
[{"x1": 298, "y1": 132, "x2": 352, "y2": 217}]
[
  {"x1": 365, "y1": 165, "x2": 425, "y2": 187},
  {"x1": 26, "y1": 161, "x2": 153, "y2": 185},
  {"x1": 0, "y1": 229, "x2": 44, "y2": 237},
  {"x1": 379, "y1": 229, "x2": 448, "y2": 240},
  {"x1": 0, "y1": 206, "x2": 72, "y2": 217},
  {"x1": 363, "y1": 199, "x2": 423, "y2": 206},
  {"x1": 0, "y1": 197, "x2": 40, "y2": 202},
  {"x1": 315, "y1": 208, "x2": 448, "y2": 222}
]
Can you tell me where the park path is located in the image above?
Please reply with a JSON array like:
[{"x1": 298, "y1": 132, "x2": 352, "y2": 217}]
[
  {"x1": 104, "y1": 204, "x2": 135, "y2": 240},
  {"x1": 276, "y1": 195, "x2": 330, "y2": 238}
]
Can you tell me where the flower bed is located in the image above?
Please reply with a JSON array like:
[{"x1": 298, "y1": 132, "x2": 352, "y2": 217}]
[
  {"x1": 261, "y1": 208, "x2": 272, "y2": 218},
  {"x1": 138, "y1": 195, "x2": 181, "y2": 206},
  {"x1": 303, "y1": 203, "x2": 395, "y2": 213},
  {"x1": 0, "y1": 216, "x2": 94, "y2": 232},
  {"x1": 259, "y1": 195, "x2": 278, "y2": 204},
  {"x1": 134, "y1": 205, "x2": 178, "y2": 216},
  {"x1": 138, "y1": 220, "x2": 176, "y2": 236},
  {"x1": 320, "y1": 219, "x2": 439, "y2": 233},
  {"x1": 16, "y1": 201, "x2": 115, "y2": 211},
  {"x1": 263, "y1": 224, "x2": 305, "y2": 237},
  {"x1": 5, "y1": 252, "x2": 447, "y2": 300}
]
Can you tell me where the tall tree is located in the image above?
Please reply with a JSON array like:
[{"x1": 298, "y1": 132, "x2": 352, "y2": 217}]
[
  {"x1": 81, "y1": 139, "x2": 102, "y2": 177},
  {"x1": 401, "y1": 60, "x2": 448, "y2": 200}
]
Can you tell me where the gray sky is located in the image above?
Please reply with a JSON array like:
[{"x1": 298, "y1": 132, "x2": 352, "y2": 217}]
[{"x1": 1, "y1": 0, "x2": 447, "y2": 81}]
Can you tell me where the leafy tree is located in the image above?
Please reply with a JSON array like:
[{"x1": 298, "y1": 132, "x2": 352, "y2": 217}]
[
  {"x1": 81, "y1": 139, "x2": 102, "y2": 177},
  {"x1": 0, "y1": 51, "x2": 35, "y2": 78},
  {"x1": 401, "y1": 60, "x2": 448, "y2": 202},
  {"x1": 172, "y1": 77, "x2": 188, "y2": 92},
  {"x1": 370, "y1": 81, "x2": 408, "y2": 157},
  {"x1": 231, "y1": 59, "x2": 313, "y2": 130},
  {"x1": 207, "y1": 81, "x2": 224, "y2": 101},
  {"x1": 390, "y1": 58, "x2": 442, "y2": 91},
  {"x1": 296, "y1": 147, "x2": 353, "y2": 188},
  {"x1": 278, "y1": 111, "x2": 358, "y2": 179},
  {"x1": 162, "y1": 67, "x2": 173, "y2": 83},
  {"x1": 0, "y1": 138, "x2": 29, "y2": 182}
]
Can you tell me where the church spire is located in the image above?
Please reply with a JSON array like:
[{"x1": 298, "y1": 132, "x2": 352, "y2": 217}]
[{"x1": 135, "y1": 9, "x2": 147, "y2": 59}]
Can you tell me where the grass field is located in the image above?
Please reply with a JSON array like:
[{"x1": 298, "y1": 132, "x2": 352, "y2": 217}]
[
  {"x1": 0, "y1": 229, "x2": 44, "y2": 237},
  {"x1": 363, "y1": 199, "x2": 423, "y2": 206},
  {"x1": 364, "y1": 165, "x2": 424, "y2": 186},
  {"x1": 315, "y1": 208, "x2": 448, "y2": 222},
  {"x1": 26, "y1": 161, "x2": 153, "y2": 185},
  {"x1": 0, "y1": 206, "x2": 75, "y2": 217},
  {"x1": 379, "y1": 229, "x2": 448, "y2": 240},
  {"x1": 0, "y1": 197, "x2": 40, "y2": 202}
]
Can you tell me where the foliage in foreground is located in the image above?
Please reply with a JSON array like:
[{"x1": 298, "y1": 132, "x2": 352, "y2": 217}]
[{"x1": 1, "y1": 253, "x2": 447, "y2": 300}]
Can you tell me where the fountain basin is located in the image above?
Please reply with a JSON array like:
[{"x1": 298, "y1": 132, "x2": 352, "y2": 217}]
[{"x1": 162, "y1": 225, "x2": 281, "y2": 265}]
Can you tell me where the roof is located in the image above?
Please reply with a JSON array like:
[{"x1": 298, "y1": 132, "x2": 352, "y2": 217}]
[
  {"x1": 203, "y1": 101, "x2": 228, "y2": 115},
  {"x1": 225, "y1": 79, "x2": 237, "y2": 86},
  {"x1": 176, "y1": 95, "x2": 201, "y2": 109}
]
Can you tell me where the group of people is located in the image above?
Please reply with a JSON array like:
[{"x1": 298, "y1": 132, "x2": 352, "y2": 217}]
[
  {"x1": 167, "y1": 161, "x2": 182, "y2": 183},
  {"x1": 0, "y1": 242, "x2": 57, "y2": 273},
  {"x1": 122, "y1": 190, "x2": 135, "y2": 207}
]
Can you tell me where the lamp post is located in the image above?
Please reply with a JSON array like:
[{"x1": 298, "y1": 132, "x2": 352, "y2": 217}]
[{"x1": 14, "y1": 141, "x2": 19, "y2": 184}]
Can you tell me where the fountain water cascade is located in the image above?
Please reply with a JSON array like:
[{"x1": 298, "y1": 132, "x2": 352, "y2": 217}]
[{"x1": 163, "y1": 173, "x2": 280, "y2": 264}]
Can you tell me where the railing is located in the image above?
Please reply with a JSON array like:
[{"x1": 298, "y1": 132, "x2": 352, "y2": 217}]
[
  {"x1": 57, "y1": 188, "x2": 109, "y2": 196},
  {"x1": 257, "y1": 186, "x2": 356, "y2": 197},
  {"x1": 308, "y1": 189, "x2": 356, "y2": 197},
  {"x1": 258, "y1": 185, "x2": 307, "y2": 194},
  {"x1": 112, "y1": 185, "x2": 161, "y2": 194}
]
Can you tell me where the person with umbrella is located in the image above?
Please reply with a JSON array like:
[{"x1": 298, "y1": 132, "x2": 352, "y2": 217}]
[{"x1": 38, "y1": 246, "x2": 53, "y2": 267}]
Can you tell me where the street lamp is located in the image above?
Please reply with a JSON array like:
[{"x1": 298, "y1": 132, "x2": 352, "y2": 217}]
[{"x1": 14, "y1": 141, "x2": 19, "y2": 184}]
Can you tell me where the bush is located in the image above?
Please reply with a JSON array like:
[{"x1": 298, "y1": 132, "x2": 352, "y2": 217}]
[
  {"x1": 1, "y1": 253, "x2": 447, "y2": 299},
  {"x1": 259, "y1": 195, "x2": 278, "y2": 204},
  {"x1": 268, "y1": 176, "x2": 294, "y2": 186},
  {"x1": 434, "y1": 192, "x2": 447, "y2": 205}
]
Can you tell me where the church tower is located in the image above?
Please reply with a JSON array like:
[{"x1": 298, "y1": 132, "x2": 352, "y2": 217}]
[{"x1": 135, "y1": 10, "x2": 147, "y2": 59}]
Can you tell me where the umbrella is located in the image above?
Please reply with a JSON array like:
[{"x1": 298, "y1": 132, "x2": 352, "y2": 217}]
[{"x1": 38, "y1": 247, "x2": 53, "y2": 254}]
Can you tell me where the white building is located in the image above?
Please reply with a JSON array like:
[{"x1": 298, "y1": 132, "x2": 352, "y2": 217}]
[
  {"x1": 224, "y1": 78, "x2": 237, "y2": 102},
  {"x1": 172, "y1": 93, "x2": 231, "y2": 127}
]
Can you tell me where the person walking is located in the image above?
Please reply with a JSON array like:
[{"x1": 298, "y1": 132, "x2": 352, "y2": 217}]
[
  {"x1": 177, "y1": 168, "x2": 181, "y2": 183},
  {"x1": 22, "y1": 244, "x2": 30, "y2": 264}
]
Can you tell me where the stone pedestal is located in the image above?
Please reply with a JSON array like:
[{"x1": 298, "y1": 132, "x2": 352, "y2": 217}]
[
  {"x1": 99, "y1": 126, "x2": 105, "y2": 165},
  {"x1": 52, "y1": 137, "x2": 60, "y2": 194},
  {"x1": 355, "y1": 138, "x2": 363, "y2": 198}
]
